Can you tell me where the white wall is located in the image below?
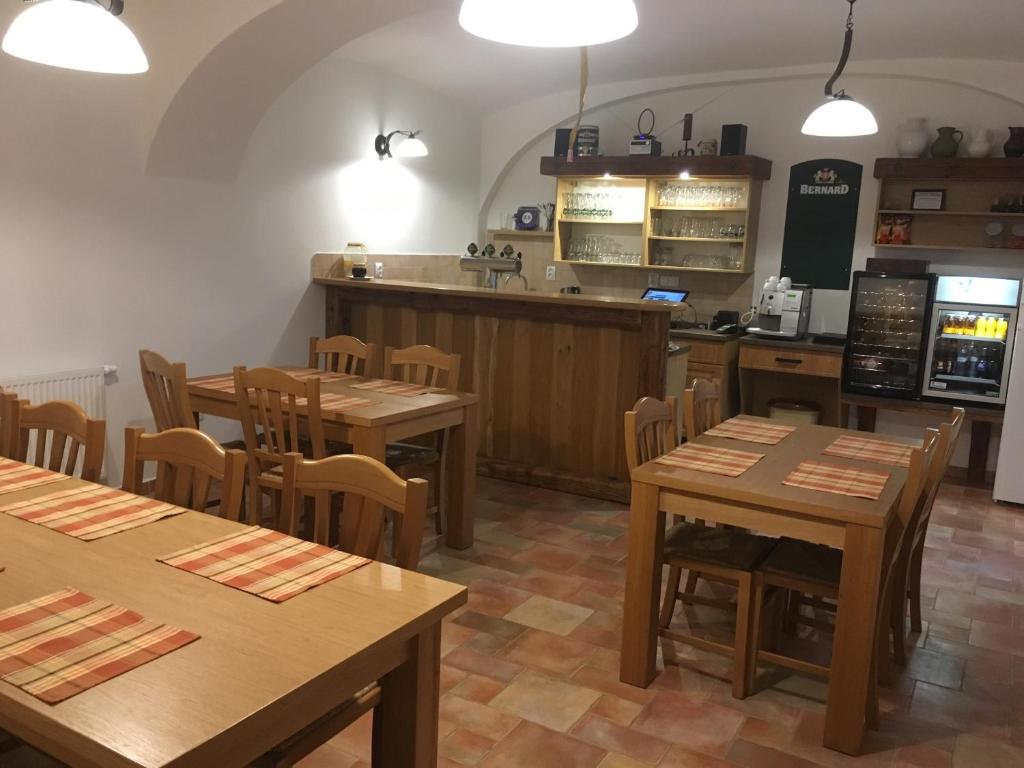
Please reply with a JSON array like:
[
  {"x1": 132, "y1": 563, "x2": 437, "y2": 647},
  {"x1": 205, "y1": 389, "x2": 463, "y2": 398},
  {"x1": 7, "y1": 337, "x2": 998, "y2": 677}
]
[{"x1": 0, "y1": 55, "x2": 479, "y2": 479}]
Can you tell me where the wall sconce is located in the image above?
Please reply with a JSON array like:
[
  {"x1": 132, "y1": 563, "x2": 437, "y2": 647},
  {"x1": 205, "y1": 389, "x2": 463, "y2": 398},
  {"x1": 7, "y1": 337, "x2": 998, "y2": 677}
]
[{"x1": 374, "y1": 130, "x2": 429, "y2": 160}]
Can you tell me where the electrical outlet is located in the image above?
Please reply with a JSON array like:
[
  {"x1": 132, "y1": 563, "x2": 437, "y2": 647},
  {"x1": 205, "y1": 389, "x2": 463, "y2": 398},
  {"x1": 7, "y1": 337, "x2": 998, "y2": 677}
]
[
  {"x1": 546, "y1": 265, "x2": 557, "y2": 281},
  {"x1": 659, "y1": 274, "x2": 680, "y2": 289},
  {"x1": 374, "y1": 262, "x2": 384, "y2": 279}
]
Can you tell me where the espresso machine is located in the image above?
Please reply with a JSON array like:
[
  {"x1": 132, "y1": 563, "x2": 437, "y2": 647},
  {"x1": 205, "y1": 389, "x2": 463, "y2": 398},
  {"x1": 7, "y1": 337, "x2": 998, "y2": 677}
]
[{"x1": 746, "y1": 276, "x2": 813, "y2": 340}]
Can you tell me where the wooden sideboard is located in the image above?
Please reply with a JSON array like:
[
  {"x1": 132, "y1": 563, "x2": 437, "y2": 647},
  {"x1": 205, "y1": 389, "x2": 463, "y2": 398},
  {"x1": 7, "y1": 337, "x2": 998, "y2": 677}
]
[
  {"x1": 671, "y1": 330, "x2": 740, "y2": 424},
  {"x1": 316, "y1": 278, "x2": 675, "y2": 502},
  {"x1": 739, "y1": 336, "x2": 845, "y2": 426}
]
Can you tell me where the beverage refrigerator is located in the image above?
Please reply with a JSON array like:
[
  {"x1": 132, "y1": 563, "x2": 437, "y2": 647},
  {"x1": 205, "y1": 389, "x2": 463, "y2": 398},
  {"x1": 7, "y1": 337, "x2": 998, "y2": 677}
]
[
  {"x1": 921, "y1": 276, "x2": 1020, "y2": 406},
  {"x1": 842, "y1": 271, "x2": 936, "y2": 399},
  {"x1": 994, "y1": 308, "x2": 1024, "y2": 504}
]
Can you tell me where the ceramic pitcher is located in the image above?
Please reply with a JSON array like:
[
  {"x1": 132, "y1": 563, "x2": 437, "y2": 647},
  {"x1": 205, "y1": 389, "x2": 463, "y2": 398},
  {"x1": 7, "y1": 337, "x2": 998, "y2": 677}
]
[
  {"x1": 931, "y1": 127, "x2": 963, "y2": 158},
  {"x1": 1005, "y1": 127, "x2": 1024, "y2": 158},
  {"x1": 897, "y1": 118, "x2": 929, "y2": 158}
]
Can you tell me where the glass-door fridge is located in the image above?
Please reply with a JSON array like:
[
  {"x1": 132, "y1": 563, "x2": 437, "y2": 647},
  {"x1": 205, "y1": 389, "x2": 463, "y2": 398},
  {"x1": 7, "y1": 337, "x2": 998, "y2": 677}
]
[
  {"x1": 922, "y1": 276, "x2": 1021, "y2": 405},
  {"x1": 843, "y1": 272, "x2": 936, "y2": 399}
]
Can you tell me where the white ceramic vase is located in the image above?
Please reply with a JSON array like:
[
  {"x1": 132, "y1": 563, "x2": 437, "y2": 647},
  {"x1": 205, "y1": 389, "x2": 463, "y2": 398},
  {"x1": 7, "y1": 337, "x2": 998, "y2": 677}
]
[
  {"x1": 968, "y1": 130, "x2": 993, "y2": 158},
  {"x1": 897, "y1": 118, "x2": 929, "y2": 158}
]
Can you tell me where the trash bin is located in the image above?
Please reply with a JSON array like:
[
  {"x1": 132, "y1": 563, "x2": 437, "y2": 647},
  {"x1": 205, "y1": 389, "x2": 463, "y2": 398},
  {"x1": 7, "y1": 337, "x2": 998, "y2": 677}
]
[{"x1": 768, "y1": 398, "x2": 821, "y2": 426}]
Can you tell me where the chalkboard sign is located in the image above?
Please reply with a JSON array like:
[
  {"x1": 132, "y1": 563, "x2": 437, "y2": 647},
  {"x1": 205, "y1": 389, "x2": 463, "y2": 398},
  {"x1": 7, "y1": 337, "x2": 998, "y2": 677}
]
[{"x1": 780, "y1": 159, "x2": 862, "y2": 291}]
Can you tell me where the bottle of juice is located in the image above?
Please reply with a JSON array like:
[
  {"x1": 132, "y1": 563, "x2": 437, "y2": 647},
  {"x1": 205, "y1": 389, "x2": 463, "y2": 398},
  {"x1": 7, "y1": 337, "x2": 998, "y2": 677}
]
[
  {"x1": 975, "y1": 315, "x2": 986, "y2": 336},
  {"x1": 998, "y1": 318, "x2": 1009, "y2": 340}
]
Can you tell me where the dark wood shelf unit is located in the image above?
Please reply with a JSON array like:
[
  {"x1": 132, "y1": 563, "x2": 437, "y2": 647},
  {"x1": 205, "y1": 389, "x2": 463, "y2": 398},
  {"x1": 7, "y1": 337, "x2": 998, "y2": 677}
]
[
  {"x1": 874, "y1": 157, "x2": 1024, "y2": 181},
  {"x1": 541, "y1": 155, "x2": 773, "y2": 180}
]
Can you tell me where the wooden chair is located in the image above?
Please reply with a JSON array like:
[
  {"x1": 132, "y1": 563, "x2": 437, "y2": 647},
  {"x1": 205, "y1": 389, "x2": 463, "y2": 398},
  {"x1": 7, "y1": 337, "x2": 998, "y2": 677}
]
[
  {"x1": 234, "y1": 367, "x2": 326, "y2": 527},
  {"x1": 747, "y1": 430, "x2": 938, "y2": 719},
  {"x1": 139, "y1": 349, "x2": 195, "y2": 431},
  {"x1": 890, "y1": 407, "x2": 965, "y2": 666},
  {"x1": 625, "y1": 396, "x2": 775, "y2": 698},
  {"x1": 9, "y1": 399, "x2": 105, "y2": 482},
  {"x1": 308, "y1": 335, "x2": 379, "y2": 377},
  {"x1": 0, "y1": 388, "x2": 18, "y2": 459},
  {"x1": 382, "y1": 344, "x2": 462, "y2": 534},
  {"x1": 121, "y1": 427, "x2": 246, "y2": 522},
  {"x1": 683, "y1": 378, "x2": 721, "y2": 440},
  {"x1": 254, "y1": 452, "x2": 428, "y2": 768}
]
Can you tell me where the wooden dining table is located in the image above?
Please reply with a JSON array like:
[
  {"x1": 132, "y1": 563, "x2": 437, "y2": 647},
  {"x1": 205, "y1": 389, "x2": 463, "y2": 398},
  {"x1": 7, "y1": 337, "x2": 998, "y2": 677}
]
[
  {"x1": 187, "y1": 367, "x2": 480, "y2": 549},
  {"x1": 0, "y1": 470, "x2": 467, "y2": 768},
  {"x1": 620, "y1": 418, "x2": 910, "y2": 756}
]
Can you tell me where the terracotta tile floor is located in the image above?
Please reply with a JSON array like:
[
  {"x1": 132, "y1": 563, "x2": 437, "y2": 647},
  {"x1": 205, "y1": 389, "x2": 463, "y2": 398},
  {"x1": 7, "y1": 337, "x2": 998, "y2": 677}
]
[
  {"x1": 291, "y1": 476, "x2": 1024, "y2": 768},
  {"x1": 7, "y1": 478, "x2": 1022, "y2": 768}
]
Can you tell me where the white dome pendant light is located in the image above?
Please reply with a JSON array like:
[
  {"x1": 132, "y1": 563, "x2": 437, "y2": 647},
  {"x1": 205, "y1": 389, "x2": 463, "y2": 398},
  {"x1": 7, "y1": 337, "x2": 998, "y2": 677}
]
[
  {"x1": 801, "y1": 0, "x2": 877, "y2": 137},
  {"x1": 459, "y1": 0, "x2": 638, "y2": 48},
  {"x1": 2, "y1": 0, "x2": 148, "y2": 74}
]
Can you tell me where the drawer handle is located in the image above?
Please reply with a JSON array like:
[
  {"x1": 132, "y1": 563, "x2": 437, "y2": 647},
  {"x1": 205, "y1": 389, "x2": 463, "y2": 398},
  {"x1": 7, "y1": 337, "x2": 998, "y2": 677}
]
[{"x1": 775, "y1": 357, "x2": 803, "y2": 365}]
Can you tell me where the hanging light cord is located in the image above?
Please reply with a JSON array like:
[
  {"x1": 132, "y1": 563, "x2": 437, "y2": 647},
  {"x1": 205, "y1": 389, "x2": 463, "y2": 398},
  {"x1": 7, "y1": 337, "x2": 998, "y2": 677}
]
[
  {"x1": 824, "y1": 0, "x2": 856, "y2": 97},
  {"x1": 567, "y1": 46, "x2": 589, "y2": 162}
]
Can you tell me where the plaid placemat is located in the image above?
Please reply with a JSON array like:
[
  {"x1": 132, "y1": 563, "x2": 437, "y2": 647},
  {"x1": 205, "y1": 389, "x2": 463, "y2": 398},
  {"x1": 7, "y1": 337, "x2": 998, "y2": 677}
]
[
  {"x1": 0, "y1": 459, "x2": 68, "y2": 495},
  {"x1": 189, "y1": 374, "x2": 236, "y2": 392},
  {"x1": 0, "y1": 486, "x2": 187, "y2": 541},
  {"x1": 783, "y1": 461, "x2": 891, "y2": 500},
  {"x1": 159, "y1": 527, "x2": 371, "y2": 603},
  {"x1": 655, "y1": 443, "x2": 765, "y2": 478},
  {"x1": 349, "y1": 379, "x2": 439, "y2": 397},
  {"x1": 823, "y1": 435, "x2": 913, "y2": 468},
  {"x1": 189, "y1": 377, "x2": 373, "y2": 413},
  {"x1": 703, "y1": 417, "x2": 796, "y2": 446},
  {"x1": 0, "y1": 588, "x2": 198, "y2": 704},
  {"x1": 289, "y1": 369, "x2": 358, "y2": 383}
]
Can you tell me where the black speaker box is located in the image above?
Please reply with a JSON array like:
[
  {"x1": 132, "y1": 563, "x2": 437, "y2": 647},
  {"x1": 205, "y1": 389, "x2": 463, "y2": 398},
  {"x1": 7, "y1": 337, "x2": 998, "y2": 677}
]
[
  {"x1": 720, "y1": 124, "x2": 748, "y2": 156},
  {"x1": 554, "y1": 128, "x2": 572, "y2": 158}
]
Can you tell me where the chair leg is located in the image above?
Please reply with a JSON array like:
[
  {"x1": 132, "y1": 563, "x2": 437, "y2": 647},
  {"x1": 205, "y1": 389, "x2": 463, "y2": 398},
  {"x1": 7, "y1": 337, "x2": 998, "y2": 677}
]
[
  {"x1": 782, "y1": 591, "x2": 802, "y2": 635},
  {"x1": 683, "y1": 571, "x2": 700, "y2": 594},
  {"x1": 732, "y1": 571, "x2": 755, "y2": 699},
  {"x1": 745, "y1": 573, "x2": 766, "y2": 696},
  {"x1": 866, "y1": 649, "x2": 880, "y2": 731},
  {"x1": 908, "y1": 541, "x2": 925, "y2": 634},
  {"x1": 434, "y1": 429, "x2": 449, "y2": 535},
  {"x1": 659, "y1": 565, "x2": 683, "y2": 629}
]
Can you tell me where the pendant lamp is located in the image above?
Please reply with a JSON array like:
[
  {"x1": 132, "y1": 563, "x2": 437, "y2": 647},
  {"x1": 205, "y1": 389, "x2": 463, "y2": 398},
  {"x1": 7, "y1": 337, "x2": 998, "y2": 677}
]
[
  {"x1": 801, "y1": 0, "x2": 877, "y2": 137},
  {"x1": 459, "y1": 0, "x2": 638, "y2": 48},
  {"x1": 2, "y1": 0, "x2": 148, "y2": 75}
]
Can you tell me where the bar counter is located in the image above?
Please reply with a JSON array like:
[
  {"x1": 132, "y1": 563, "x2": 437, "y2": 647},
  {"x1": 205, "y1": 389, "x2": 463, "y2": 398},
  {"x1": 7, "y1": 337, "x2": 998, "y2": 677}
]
[{"x1": 315, "y1": 277, "x2": 676, "y2": 501}]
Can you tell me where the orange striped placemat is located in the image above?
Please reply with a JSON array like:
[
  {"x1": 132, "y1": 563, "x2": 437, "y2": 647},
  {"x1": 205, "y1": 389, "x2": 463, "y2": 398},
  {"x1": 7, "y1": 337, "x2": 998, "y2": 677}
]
[
  {"x1": 823, "y1": 435, "x2": 913, "y2": 468},
  {"x1": 655, "y1": 444, "x2": 765, "y2": 478},
  {"x1": 191, "y1": 370, "x2": 357, "y2": 394},
  {"x1": 0, "y1": 486, "x2": 187, "y2": 541},
  {"x1": 703, "y1": 417, "x2": 797, "y2": 446},
  {"x1": 159, "y1": 526, "x2": 371, "y2": 603},
  {"x1": 348, "y1": 379, "x2": 439, "y2": 397},
  {"x1": 783, "y1": 461, "x2": 891, "y2": 500},
  {"x1": 302, "y1": 393, "x2": 375, "y2": 413},
  {"x1": 0, "y1": 588, "x2": 199, "y2": 704},
  {"x1": 190, "y1": 374, "x2": 236, "y2": 392},
  {"x1": 0, "y1": 459, "x2": 68, "y2": 495}
]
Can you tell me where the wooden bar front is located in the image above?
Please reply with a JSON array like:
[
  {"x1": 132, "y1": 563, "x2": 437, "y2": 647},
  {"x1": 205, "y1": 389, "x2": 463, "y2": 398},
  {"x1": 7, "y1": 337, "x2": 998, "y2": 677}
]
[{"x1": 317, "y1": 278, "x2": 674, "y2": 501}]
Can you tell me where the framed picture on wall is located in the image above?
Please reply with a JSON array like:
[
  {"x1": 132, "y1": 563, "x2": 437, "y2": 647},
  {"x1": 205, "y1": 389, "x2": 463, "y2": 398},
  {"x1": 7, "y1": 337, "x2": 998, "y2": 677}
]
[{"x1": 911, "y1": 189, "x2": 946, "y2": 211}]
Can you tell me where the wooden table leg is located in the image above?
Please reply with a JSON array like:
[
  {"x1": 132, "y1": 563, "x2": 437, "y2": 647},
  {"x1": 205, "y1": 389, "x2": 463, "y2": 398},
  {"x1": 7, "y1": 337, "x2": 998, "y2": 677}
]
[
  {"x1": 856, "y1": 406, "x2": 877, "y2": 433},
  {"x1": 352, "y1": 426, "x2": 387, "y2": 462},
  {"x1": 373, "y1": 622, "x2": 442, "y2": 768},
  {"x1": 445, "y1": 402, "x2": 478, "y2": 550},
  {"x1": 968, "y1": 419, "x2": 991, "y2": 486},
  {"x1": 825, "y1": 523, "x2": 884, "y2": 755},
  {"x1": 620, "y1": 480, "x2": 665, "y2": 687}
]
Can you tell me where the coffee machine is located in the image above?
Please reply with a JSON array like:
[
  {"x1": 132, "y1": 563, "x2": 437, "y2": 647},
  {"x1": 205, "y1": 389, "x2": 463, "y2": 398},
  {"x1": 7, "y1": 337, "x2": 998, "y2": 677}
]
[{"x1": 746, "y1": 276, "x2": 813, "y2": 340}]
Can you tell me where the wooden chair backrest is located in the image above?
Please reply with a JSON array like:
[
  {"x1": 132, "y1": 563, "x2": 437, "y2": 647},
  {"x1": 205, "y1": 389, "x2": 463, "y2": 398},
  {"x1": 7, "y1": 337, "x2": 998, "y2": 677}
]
[
  {"x1": 624, "y1": 396, "x2": 678, "y2": 472},
  {"x1": 234, "y1": 366, "x2": 327, "y2": 477},
  {"x1": 281, "y1": 453, "x2": 428, "y2": 570},
  {"x1": 122, "y1": 427, "x2": 246, "y2": 521},
  {"x1": 910, "y1": 407, "x2": 965, "y2": 545},
  {"x1": 308, "y1": 335, "x2": 379, "y2": 377},
  {"x1": 894, "y1": 429, "x2": 938, "y2": 533},
  {"x1": 0, "y1": 388, "x2": 17, "y2": 459},
  {"x1": 139, "y1": 349, "x2": 196, "y2": 431},
  {"x1": 683, "y1": 378, "x2": 721, "y2": 439},
  {"x1": 384, "y1": 345, "x2": 461, "y2": 390},
  {"x1": 11, "y1": 399, "x2": 105, "y2": 482}
]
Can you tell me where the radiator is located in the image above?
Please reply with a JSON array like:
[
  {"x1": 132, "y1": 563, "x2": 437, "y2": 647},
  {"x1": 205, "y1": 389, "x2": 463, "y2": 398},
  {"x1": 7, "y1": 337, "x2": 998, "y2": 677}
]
[{"x1": 0, "y1": 365, "x2": 116, "y2": 419}]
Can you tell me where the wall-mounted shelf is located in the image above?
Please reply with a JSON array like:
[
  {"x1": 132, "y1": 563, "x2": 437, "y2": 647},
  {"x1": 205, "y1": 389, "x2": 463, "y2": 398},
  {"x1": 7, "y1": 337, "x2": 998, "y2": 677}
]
[
  {"x1": 487, "y1": 229, "x2": 554, "y2": 240},
  {"x1": 873, "y1": 158, "x2": 1024, "y2": 253},
  {"x1": 546, "y1": 158, "x2": 766, "y2": 274}
]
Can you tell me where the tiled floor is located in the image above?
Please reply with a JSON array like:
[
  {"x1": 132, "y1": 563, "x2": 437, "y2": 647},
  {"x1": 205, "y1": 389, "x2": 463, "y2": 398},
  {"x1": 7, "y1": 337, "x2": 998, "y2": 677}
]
[
  {"x1": 297, "y1": 476, "x2": 1024, "y2": 768},
  {"x1": 7, "y1": 477, "x2": 1022, "y2": 768}
]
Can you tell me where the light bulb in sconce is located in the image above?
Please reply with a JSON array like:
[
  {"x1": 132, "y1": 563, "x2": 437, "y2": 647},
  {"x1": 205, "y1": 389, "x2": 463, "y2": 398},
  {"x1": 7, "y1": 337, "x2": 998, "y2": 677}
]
[
  {"x1": 375, "y1": 130, "x2": 428, "y2": 160},
  {"x1": 2, "y1": 0, "x2": 148, "y2": 74}
]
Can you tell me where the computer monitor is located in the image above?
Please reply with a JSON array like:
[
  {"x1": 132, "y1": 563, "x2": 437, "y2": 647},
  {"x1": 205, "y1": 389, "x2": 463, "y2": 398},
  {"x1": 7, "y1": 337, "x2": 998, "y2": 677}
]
[{"x1": 641, "y1": 287, "x2": 689, "y2": 304}]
